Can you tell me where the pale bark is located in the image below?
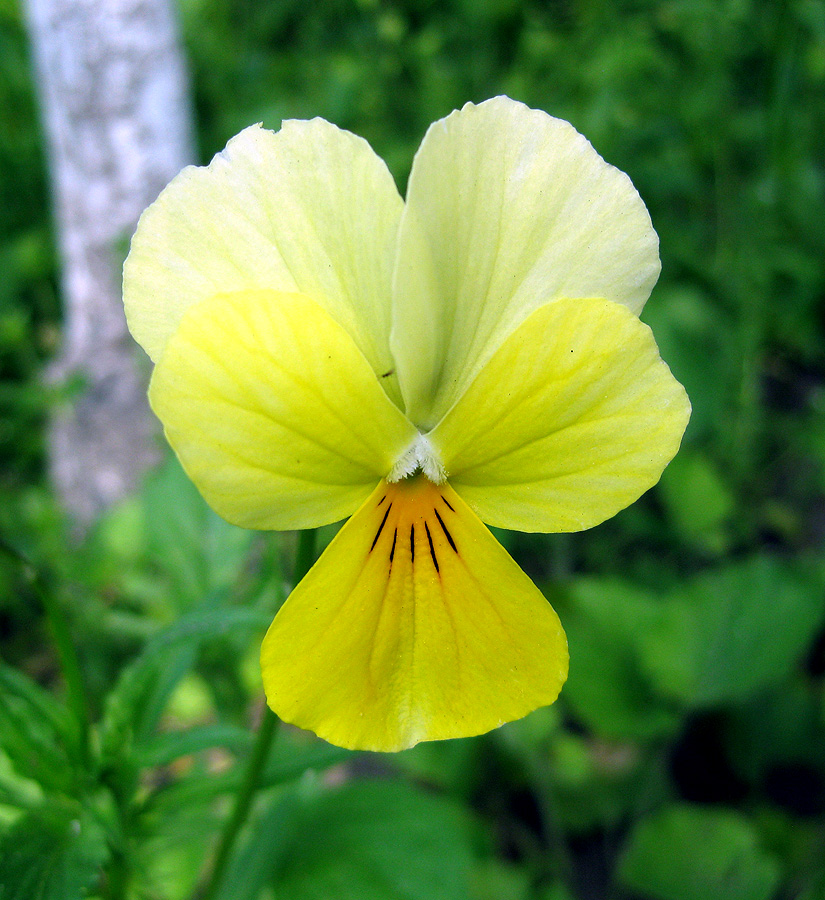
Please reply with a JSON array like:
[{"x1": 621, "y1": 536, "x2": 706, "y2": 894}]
[{"x1": 25, "y1": 0, "x2": 194, "y2": 528}]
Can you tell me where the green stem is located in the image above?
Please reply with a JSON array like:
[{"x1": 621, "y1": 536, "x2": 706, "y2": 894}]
[
  {"x1": 197, "y1": 528, "x2": 317, "y2": 900},
  {"x1": 0, "y1": 537, "x2": 91, "y2": 761},
  {"x1": 292, "y1": 528, "x2": 318, "y2": 590},
  {"x1": 104, "y1": 848, "x2": 131, "y2": 900}
]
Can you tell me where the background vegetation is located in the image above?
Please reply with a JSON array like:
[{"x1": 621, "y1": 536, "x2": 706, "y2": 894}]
[{"x1": 1, "y1": 0, "x2": 824, "y2": 898}]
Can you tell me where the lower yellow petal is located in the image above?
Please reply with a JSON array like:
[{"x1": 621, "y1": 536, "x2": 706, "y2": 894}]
[
  {"x1": 149, "y1": 290, "x2": 417, "y2": 531},
  {"x1": 261, "y1": 477, "x2": 568, "y2": 752}
]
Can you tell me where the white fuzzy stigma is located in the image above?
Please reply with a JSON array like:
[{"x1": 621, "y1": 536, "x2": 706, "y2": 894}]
[{"x1": 387, "y1": 433, "x2": 446, "y2": 484}]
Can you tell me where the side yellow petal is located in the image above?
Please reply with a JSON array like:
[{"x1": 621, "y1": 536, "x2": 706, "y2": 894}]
[
  {"x1": 261, "y1": 477, "x2": 568, "y2": 752},
  {"x1": 430, "y1": 297, "x2": 690, "y2": 533},
  {"x1": 392, "y1": 96, "x2": 660, "y2": 428},
  {"x1": 149, "y1": 291, "x2": 417, "y2": 531},
  {"x1": 125, "y1": 120, "x2": 404, "y2": 404}
]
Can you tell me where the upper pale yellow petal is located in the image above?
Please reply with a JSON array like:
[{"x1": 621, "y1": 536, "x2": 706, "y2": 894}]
[
  {"x1": 149, "y1": 290, "x2": 417, "y2": 531},
  {"x1": 124, "y1": 119, "x2": 404, "y2": 403},
  {"x1": 392, "y1": 96, "x2": 661, "y2": 428},
  {"x1": 261, "y1": 477, "x2": 568, "y2": 752},
  {"x1": 429, "y1": 297, "x2": 690, "y2": 533}
]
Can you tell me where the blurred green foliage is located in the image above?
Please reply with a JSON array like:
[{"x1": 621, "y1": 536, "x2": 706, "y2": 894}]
[{"x1": 1, "y1": 0, "x2": 824, "y2": 898}]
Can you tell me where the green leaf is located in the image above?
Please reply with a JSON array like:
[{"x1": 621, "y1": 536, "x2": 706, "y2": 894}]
[
  {"x1": 725, "y1": 680, "x2": 825, "y2": 784},
  {"x1": 559, "y1": 579, "x2": 679, "y2": 740},
  {"x1": 469, "y1": 860, "x2": 531, "y2": 900},
  {"x1": 394, "y1": 735, "x2": 485, "y2": 795},
  {"x1": 218, "y1": 779, "x2": 476, "y2": 900},
  {"x1": 639, "y1": 556, "x2": 825, "y2": 708},
  {"x1": 141, "y1": 456, "x2": 256, "y2": 610},
  {"x1": 536, "y1": 886, "x2": 577, "y2": 900},
  {"x1": 136, "y1": 723, "x2": 253, "y2": 768},
  {"x1": 657, "y1": 450, "x2": 735, "y2": 553},
  {"x1": 0, "y1": 663, "x2": 73, "y2": 742},
  {"x1": 0, "y1": 665, "x2": 81, "y2": 793},
  {"x1": 0, "y1": 750, "x2": 42, "y2": 810},
  {"x1": 617, "y1": 804, "x2": 781, "y2": 900},
  {"x1": 549, "y1": 731, "x2": 666, "y2": 834},
  {"x1": 99, "y1": 606, "x2": 270, "y2": 762},
  {"x1": 640, "y1": 285, "x2": 737, "y2": 445},
  {"x1": 0, "y1": 692, "x2": 75, "y2": 795},
  {"x1": 146, "y1": 740, "x2": 352, "y2": 816},
  {"x1": 274, "y1": 780, "x2": 475, "y2": 900},
  {"x1": 134, "y1": 645, "x2": 200, "y2": 742},
  {"x1": 0, "y1": 801, "x2": 109, "y2": 900}
]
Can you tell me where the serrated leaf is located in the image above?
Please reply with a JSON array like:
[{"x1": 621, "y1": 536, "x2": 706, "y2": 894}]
[
  {"x1": 0, "y1": 801, "x2": 109, "y2": 900},
  {"x1": 0, "y1": 693, "x2": 75, "y2": 794},
  {"x1": 0, "y1": 665, "x2": 80, "y2": 792},
  {"x1": 0, "y1": 750, "x2": 42, "y2": 810},
  {"x1": 617, "y1": 804, "x2": 781, "y2": 900},
  {"x1": 99, "y1": 606, "x2": 270, "y2": 761},
  {"x1": 0, "y1": 664, "x2": 74, "y2": 741},
  {"x1": 136, "y1": 724, "x2": 252, "y2": 768},
  {"x1": 141, "y1": 456, "x2": 254, "y2": 610},
  {"x1": 147, "y1": 740, "x2": 352, "y2": 816},
  {"x1": 135, "y1": 645, "x2": 199, "y2": 742}
]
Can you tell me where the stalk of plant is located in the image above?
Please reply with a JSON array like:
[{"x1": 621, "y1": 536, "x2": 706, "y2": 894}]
[{"x1": 197, "y1": 529, "x2": 317, "y2": 900}]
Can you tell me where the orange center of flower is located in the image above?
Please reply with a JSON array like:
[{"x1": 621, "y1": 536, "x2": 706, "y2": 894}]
[{"x1": 368, "y1": 474, "x2": 460, "y2": 577}]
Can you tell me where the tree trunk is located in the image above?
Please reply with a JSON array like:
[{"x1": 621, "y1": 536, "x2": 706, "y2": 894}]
[{"x1": 25, "y1": 0, "x2": 194, "y2": 529}]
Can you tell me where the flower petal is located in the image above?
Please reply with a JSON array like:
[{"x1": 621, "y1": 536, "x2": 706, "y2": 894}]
[
  {"x1": 429, "y1": 297, "x2": 690, "y2": 533},
  {"x1": 149, "y1": 290, "x2": 417, "y2": 530},
  {"x1": 392, "y1": 96, "x2": 661, "y2": 428},
  {"x1": 125, "y1": 120, "x2": 404, "y2": 401},
  {"x1": 261, "y1": 477, "x2": 568, "y2": 751}
]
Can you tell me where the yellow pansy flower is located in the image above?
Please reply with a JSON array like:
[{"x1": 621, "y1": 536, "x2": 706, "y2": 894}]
[{"x1": 124, "y1": 97, "x2": 690, "y2": 752}]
